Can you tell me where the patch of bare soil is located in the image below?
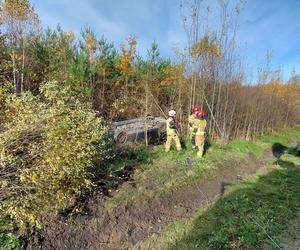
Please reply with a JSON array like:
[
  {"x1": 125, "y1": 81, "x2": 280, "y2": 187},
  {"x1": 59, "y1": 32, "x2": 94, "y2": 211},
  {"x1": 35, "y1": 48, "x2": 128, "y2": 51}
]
[
  {"x1": 25, "y1": 153, "x2": 268, "y2": 250},
  {"x1": 281, "y1": 236, "x2": 300, "y2": 250},
  {"x1": 276, "y1": 211, "x2": 300, "y2": 249}
]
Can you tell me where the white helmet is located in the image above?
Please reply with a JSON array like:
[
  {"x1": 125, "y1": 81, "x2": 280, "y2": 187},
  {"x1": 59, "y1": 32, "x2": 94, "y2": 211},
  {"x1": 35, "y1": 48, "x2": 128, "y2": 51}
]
[{"x1": 168, "y1": 110, "x2": 176, "y2": 117}]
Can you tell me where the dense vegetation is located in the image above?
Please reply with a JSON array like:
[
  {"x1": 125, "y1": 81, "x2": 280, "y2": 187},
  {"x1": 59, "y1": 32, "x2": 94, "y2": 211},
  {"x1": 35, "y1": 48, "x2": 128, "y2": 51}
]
[
  {"x1": 0, "y1": 0, "x2": 299, "y2": 137},
  {"x1": 0, "y1": 0, "x2": 299, "y2": 248},
  {"x1": 0, "y1": 81, "x2": 108, "y2": 226}
]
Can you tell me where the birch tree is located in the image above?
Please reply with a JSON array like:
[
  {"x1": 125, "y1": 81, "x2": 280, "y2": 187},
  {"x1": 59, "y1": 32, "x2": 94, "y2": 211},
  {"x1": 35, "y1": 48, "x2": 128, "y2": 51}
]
[{"x1": 0, "y1": 0, "x2": 39, "y2": 94}]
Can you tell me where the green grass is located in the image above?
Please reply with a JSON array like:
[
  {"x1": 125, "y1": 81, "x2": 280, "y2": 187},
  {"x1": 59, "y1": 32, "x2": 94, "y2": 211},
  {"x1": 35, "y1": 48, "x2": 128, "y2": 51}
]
[
  {"x1": 102, "y1": 144, "x2": 153, "y2": 173},
  {"x1": 259, "y1": 125, "x2": 300, "y2": 145},
  {"x1": 0, "y1": 217, "x2": 22, "y2": 250},
  {"x1": 104, "y1": 142, "x2": 243, "y2": 211},
  {"x1": 104, "y1": 126, "x2": 300, "y2": 211},
  {"x1": 227, "y1": 139, "x2": 265, "y2": 156},
  {"x1": 135, "y1": 148, "x2": 300, "y2": 250},
  {"x1": 169, "y1": 154, "x2": 300, "y2": 249}
]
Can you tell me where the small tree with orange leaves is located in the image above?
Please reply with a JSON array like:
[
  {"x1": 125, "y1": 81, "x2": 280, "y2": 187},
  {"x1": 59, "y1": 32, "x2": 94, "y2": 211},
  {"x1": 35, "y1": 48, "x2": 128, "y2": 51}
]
[
  {"x1": 116, "y1": 36, "x2": 137, "y2": 80},
  {"x1": 113, "y1": 37, "x2": 137, "y2": 119}
]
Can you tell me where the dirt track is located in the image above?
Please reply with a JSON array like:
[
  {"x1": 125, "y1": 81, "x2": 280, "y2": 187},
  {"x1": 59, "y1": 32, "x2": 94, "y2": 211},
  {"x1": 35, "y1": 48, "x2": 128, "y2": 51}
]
[{"x1": 24, "y1": 150, "x2": 269, "y2": 250}]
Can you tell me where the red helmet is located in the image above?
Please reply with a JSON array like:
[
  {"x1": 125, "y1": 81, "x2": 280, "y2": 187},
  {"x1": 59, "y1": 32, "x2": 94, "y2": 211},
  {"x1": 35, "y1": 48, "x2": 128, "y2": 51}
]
[
  {"x1": 192, "y1": 107, "x2": 200, "y2": 114},
  {"x1": 195, "y1": 110, "x2": 205, "y2": 117}
]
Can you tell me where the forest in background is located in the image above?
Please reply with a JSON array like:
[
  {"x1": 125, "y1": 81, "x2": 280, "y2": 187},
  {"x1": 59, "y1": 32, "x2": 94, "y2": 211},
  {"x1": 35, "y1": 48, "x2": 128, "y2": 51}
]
[
  {"x1": 0, "y1": 0, "x2": 300, "y2": 229},
  {"x1": 1, "y1": 0, "x2": 300, "y2": 139}
]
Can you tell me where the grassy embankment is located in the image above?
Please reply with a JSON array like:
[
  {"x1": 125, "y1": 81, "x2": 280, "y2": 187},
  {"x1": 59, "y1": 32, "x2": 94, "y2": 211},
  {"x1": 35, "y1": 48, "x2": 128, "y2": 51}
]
[
  {"x1": 105, "y1": 125, "x2": 300, "y2": 211},
  {"x1": 1, "y1": 125, "x2": 300, "y2": 249},
  {"x1": 135, "y1": 128, "x2": 300, "y2": 249}
]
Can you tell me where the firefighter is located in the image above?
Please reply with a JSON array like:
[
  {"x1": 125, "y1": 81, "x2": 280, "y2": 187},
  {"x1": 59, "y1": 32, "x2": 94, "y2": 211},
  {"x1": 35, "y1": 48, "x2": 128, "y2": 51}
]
[
  {"x1": 194, "y1": 110, "x2": 207, "y2": 158},
  {"x1": 165, "y1": 110, "x2": 182, "y2": 152},
  {"x1": 189, "y1": 107, "x2": 200, "y2": 148}
]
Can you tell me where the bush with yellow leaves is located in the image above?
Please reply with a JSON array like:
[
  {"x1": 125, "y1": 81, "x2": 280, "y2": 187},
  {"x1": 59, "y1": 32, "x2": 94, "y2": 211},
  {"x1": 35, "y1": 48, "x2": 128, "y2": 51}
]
[{"x1": 0, "y1": 81, "x2": 108, "y2": 227}]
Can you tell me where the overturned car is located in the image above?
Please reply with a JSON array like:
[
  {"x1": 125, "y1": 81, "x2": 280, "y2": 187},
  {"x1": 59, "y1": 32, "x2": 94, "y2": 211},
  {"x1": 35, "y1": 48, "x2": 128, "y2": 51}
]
[{"x1": 108, "y1": 116, "x2": 166, "y2": 146}]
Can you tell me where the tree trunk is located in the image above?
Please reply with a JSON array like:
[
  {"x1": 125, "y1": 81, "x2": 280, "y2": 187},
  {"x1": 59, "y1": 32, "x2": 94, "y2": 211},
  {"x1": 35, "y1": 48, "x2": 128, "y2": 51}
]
[
  {"x1": 21, "y1": 36, "x2": 25, "y2": 93},
  {"x1": 145, "y1": 72, "x2": 149, "y2": 146}
]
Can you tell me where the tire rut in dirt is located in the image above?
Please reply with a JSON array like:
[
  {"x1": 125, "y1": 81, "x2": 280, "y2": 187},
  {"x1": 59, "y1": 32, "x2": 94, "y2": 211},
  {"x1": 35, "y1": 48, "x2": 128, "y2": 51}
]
[{"x1": 26, "y1": 153, "x2": 265, "y2": 250}]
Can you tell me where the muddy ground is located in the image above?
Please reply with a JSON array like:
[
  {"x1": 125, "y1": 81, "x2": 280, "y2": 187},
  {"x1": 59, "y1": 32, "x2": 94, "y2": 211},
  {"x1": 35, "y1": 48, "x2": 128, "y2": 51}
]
[{"x1": 24, "y1": 149, "x2": 270, "y2": 250}]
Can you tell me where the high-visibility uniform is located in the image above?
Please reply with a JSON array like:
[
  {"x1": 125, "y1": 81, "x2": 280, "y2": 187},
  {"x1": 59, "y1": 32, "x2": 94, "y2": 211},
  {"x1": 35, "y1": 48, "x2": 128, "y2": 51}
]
[
  {"x1": 194, "y1": 118, "x2": 207, "y2": 158},
  {"x1": 188, "y1": 114, "x2": 196, "y2": 141},
  {"x1": 165, "y1": 117, "x2": 182, "y2": 152},
  {"x1": 189, "y1": 113, "x2": 200, "y2": 148}
]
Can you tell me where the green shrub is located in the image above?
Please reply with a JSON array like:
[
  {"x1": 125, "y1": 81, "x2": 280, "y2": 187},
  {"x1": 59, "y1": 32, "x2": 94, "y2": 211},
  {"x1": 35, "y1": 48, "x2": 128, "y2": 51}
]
[
  {"x1": 0, "y1": 233, "x2": 22, "y2": 250},
  {"x1": 0, "y1": 81, "x2": 108, "y2": 226},
  {"x1": 0, "y1": 216, "x2": 22, "y2": 250}
]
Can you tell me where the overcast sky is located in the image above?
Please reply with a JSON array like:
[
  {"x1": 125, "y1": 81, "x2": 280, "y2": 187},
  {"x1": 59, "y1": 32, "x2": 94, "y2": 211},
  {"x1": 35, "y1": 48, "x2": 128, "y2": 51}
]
[{"x1": 31, "y1": 0, "x2": 300, "y2": 81}]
